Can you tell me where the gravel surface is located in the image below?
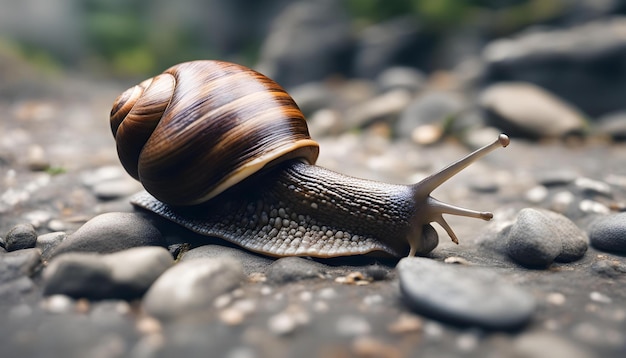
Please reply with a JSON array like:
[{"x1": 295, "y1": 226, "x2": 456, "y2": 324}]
[{"x1": 2, "y1": 72, "x2": 626, "y2": 358}]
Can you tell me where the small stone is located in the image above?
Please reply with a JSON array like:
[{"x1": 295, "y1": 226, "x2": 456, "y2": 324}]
[
  {"x1": 136, "y1": 316, "x2": 163, "y2": 335},
  {"x1": 540, "y1": 210, "x2": 588, "y2": 263},
  {"x1": 0, "y1": 248, "x2": 41, "y2": 290},
  {"x1": 589, "y1": 213, "x2": 626, "y2": 254},
  {"x1": 504, "y1": 208, "x2": 587, "y2": 266},
  {"x1": 546, "y1": 292, "x2": 566, "y2": 306},
  {"x1": 42, "y1": 253, "x2": 111, "y2": 299},
  {"x1": 81, "y1": 166, "x2": 126, "y2": 187},
  {"x1": 143, "y1": 257, "x2": 245, "y2": 320},
  {"x1": 506, "y1": 209, "x2": 562, "y2": 268},
  {"x1": 398, "y1": 257, "x2": 535, "y2": 330},
  {"x1": 335, "y1": 271, "x2": 370, "y2": 285},
  {"x1": 536, "y1": 170, "x2": 578, "y2": 187},
  {"x1": 376, "y1": 66, "x2": 425, "y2": 93},
  {"x1": 513, "y1": 332, "x2": 594, "y2": 358},
  {"x1": 351, "y1": 336, "x2": 401, "y2": 358},
  {"x1": 361, "y1": 264, "x2": 390, "y2": 281},
  {"x1": 180, "y1": 244, "x2": 273, "y2": 275},
  {"x1": 267, "y1": 311, "x2": 300, "y2": 335},
  {"x1": 43, "y1": 246, "x2": 173, "y2": 300},
  {"x1": 575, "y1": 177, "x2": 612, "y2": 198},
  {"x1": 590, "y1": 260, "x2": 626, "y2": 278},
  {"x1": 525, "y1": 186, "x2": 549, "y2": 204},
  {"x1": 480, "y1": 82, "x2": 586, "y2": 138},
  {"x1": 92, "y1": 178, "x2": 142, "y2": 200},
  {"x1": 579, "y1": 200, "x2": 610, "y2": 214},
  {"x1": 41, "y1": 294, "x2": 75, "y2": 314},
  {"x1": 265, "y1": 257, "x2": 326, "y2": 284},
  {"x1": 51, "y1": 212, "x2": 164, "y2": 257},
  {"x1": 36, "y1": 232, "x2": 66, "y2": 262},
  {"x1": 5, "y1": 223, "x2": 38, "y2": 251},
  {"x1": 26, "y1": 145, "x2": 50, "y2": 171},
  {"x1": 387, "y1": 314, "x2": 423, "y2": 334},
  {"x1": 589, "y1": 291, "x2": 612, "y2": 304},
  {"x1": 410, "y1": 124, "x2": 444, "y2": 145},
  {"x1": 444, "y1": 256, "x2": 471, "y2": 265},
  {"x1": 336, "y1": 315, "x2": 371, "y2": 337},
  {"x1": 396, "y1": 91, "x2": 465, "y2": 139}
]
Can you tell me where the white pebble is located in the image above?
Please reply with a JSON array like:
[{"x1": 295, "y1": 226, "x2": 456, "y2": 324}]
[
  {"x1": 335, "y1": 315, "x2": 371, "y2": 337},
  {"x1": 42, "y1": 294, "x2": 74, "y2": 314},
  {"x1": 525, "y1": 185, "x2": 548, "y2": 203},
  {"x1": 590, "y1": 291, "x2": 612, "y2": 304}
]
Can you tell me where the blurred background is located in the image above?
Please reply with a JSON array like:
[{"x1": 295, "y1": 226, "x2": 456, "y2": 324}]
[{"x1": 2, "y1": 0, "x2": 626, "y2": 142}]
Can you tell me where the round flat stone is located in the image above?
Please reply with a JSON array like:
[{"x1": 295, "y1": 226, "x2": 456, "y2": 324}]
[
  {"x1": 143, "y1": 257, "x2": 245, "y2": 320},
  {"x1": 397, "y1": 257, "x2": 535, "y2": 330},
  {"x1": 42, "y1": 246, "x2": 173, "y2": 300},
  {"x1": 50, "y1": 212, "x2": 164, "y2": 257},
  {"x1": 589, "y1": 213, "x2": 626, "y2": 254},
  {"x1": 180, "y1": 244, "x2": 273, "y2": 275},
  {"x1": 265, "y1": 257, "x2": 327, "y2": 284}
]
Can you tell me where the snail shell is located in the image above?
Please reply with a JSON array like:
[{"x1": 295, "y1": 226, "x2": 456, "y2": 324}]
[
  {"x1": 110, "y1": 60, "x2": 509, "y2": 258},
  {"x1": 111, "y1": 60, "x2": 319, "y2": 206}
]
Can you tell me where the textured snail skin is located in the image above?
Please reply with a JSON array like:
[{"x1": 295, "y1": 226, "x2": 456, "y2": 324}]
[{"x1": 111, "y1": 60, "x2": 509, "y2": 258}]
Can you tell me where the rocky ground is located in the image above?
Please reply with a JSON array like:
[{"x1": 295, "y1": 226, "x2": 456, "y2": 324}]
[
  {"x1": 0, "y1": 17, "x2": 626, "y2": 357},
  {"x1": 1, "y1": 63, "x2": 626, "y2": 358}
]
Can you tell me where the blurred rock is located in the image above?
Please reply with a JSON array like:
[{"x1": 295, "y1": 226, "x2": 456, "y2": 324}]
[
  {"x1": 376, "y1": 66, "x2": 426, "y2": 94},
  {"x1": 143, "y1": 257, "x2": 244, "y2": 320},
  {"x1": 353, "y1": 16, "x2": 431, "y2": 79},
  {"x1": 596, "y1": 111, "x2": 626, "y2": 140},
  {"x1": 5, "y1": 223, "x2": 37, "y2": 251},
  {"x1": 480, "y1": 82, "x2": 587, "y2": 138},
  {"x1": 396, "y1": 91, "x2": 465, "y2": 140},
  {"x1": 256, "y1": 0, "x2": 353, "y2": 88},
  {"x1": 589, "y1": 212, "x2": 626, "y2": 254},
  {"x1": 483, "y1": 17, "x2": 626, "y2": 117},
  {"x1": 51, "y1": 212, "x2": 164, "y2": 257}
]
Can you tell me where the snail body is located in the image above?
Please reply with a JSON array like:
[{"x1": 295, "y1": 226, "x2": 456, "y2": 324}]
[{"x1": 111, "y1": 60, "x2": 509, "y2": 258}]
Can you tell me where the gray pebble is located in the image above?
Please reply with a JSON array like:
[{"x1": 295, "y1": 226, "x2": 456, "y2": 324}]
[
  {"x1": 591, "y1": 260, "x2": 626, "y2": 278},
  {"x1": 540, "y1": 210, "x2": 588, "y2": 263},
  {"x1": 143, "y1": 257, "x2": 244, "y2": 320},
  {"x1": 480, "y1": 82, "x2": 586, "y2": 138},
  {"x1": 43, "y1": 246, "x2": 173, "y2": 300},
  {"x1": 36, "y1": 231, "x2": 66, "y2": 262},
  {"x1": 265, "y1": 257, "x2": 327, "y2": 284},
  {"x1": 42, "y1": 253, "x2": 111, "y2": 299},
  {"x1": 506, "y1": 209, "x2": 562, "y2": 268},
  {"x1": 513, "y1": 332, "x2": 593, "y2": 358},
  {"x1": 5, "y1": 223, "x2": 38, "y2": 251},
  {"x1": 180, "y1": 244, "x2": 273, "y2": 275},
  {"x1": 589, "y1": 213, "x2": 626, "y2": 254},
  {"x1": 397, "y1": 257, "x2": 535, "y2": 330},
  {"x1": 0, "y1": 248, "x2": 42, "y2": 284},
  {"x1": 535, "y1": 170, "x2": 579, "y2": 187},
  {"x1": 51, "y1": 212, "x2": 164, "y2": 257},
  {"x1": 376, "y1": 66, "x2": 425, "y2": 93},
  {"x1": 92, "y1": 178, "x2": 142, "y2": 200},
  {"x1": 574, "y1": 177, "x2": 612, "y2": 198}
]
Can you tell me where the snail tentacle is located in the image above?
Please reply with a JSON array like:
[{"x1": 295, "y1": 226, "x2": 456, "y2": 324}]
[{"x1": 405, "y1": 134, "x2": 509, "y2": 255}]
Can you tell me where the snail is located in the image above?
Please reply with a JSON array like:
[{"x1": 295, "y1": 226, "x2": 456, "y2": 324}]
[{"x1": 110, "y1": 60, "x2": 509, "y2": 258}]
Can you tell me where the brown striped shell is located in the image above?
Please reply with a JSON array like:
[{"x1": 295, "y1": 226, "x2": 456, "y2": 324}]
[{"x1": 110, "y1": 60, "x2": 320, "y2": 206}]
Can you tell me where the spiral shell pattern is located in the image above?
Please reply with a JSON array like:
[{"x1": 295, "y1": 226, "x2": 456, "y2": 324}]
[{"x1": 110, "y1": 60, "x2": 320, "y2": 206}]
